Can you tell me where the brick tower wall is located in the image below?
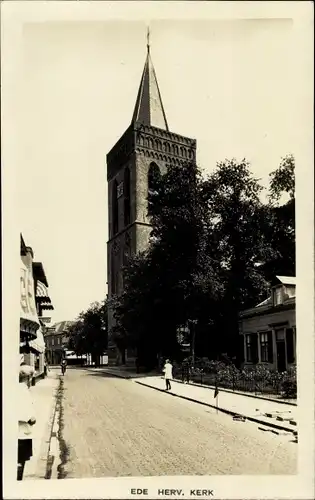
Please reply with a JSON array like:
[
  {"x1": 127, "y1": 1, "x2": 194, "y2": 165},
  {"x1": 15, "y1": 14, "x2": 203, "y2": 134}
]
[{"x1": 106, "y1": 123, "x2": 196, "y2": 341}]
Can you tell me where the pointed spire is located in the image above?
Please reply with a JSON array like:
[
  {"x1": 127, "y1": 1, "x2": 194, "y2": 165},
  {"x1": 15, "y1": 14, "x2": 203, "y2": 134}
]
[
  {"x1": 131, "y1": 29, "x2": 169, "y2": 131},
  {"x1": 147, "y1": 26, "x2": 150, "y2": 54}
]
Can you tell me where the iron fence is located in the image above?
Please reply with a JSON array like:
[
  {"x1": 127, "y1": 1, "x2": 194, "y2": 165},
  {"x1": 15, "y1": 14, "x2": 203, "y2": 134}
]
[{"x1": 173, "y1": 363, "x2": 297, "y2": 400}]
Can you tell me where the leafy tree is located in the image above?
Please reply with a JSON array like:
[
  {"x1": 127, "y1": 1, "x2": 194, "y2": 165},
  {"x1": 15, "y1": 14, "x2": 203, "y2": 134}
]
[
  {"x1": 260, "y1": 154, "x2": 295, "y2": 279},
  {"x1": 201, "y1": 158, "x2": 275, "y2": 360},
  {"x1": 67, "y1": 320, "x2": 85, "y2": 355},
  {"x1": 68, "y1": 300, "x2": 108, "y2": 365},
  {"x1": 112, "y1": 154, "x2": 296, "y2": 367},
  {"x1": 114, "y1": 161, "x2": 222, "y2": 367},
  {"x1": 269, "y1": 153, "x2": 295, "y2": 202}
]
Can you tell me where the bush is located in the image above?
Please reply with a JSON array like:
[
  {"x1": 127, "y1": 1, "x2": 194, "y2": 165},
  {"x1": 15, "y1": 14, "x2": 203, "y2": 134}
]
[
  {"x1": 280, "y1": 366, "x2": 297, "y2": 398},
  {"x1": 281, "y1": 379, "x2": 297, "y2": 398}
]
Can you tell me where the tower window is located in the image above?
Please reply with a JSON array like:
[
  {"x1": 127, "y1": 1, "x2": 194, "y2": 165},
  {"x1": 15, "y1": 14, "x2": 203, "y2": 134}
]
[
  {"x1": 124, "y1": 167, "x2": 131, "y2": 226},
  {"x1": 112, "y1": 179, "x2": 119, "y2": 235},
  {"x1": 148, "y1": 162, "x2": 161, "y2": 216}
]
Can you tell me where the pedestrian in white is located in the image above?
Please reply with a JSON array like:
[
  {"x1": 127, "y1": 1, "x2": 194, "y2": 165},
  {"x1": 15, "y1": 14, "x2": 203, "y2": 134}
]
[
  {"x1": 163, "y1": 359, "x2": 173, "y2": 391},
  {"x1": 17, "y1": 364, "x2": 36, "y2": 480}
]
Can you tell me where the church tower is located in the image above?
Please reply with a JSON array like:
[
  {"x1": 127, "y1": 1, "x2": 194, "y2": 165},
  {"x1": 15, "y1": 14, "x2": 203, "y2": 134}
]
[{"x1": 107, "y1": 32, "x2": 197, "y2": 342}]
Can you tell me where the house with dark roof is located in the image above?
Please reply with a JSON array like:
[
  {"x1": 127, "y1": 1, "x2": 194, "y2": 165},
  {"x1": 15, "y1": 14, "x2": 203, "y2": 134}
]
[
  {"x1": 238, "y1": 276, "x2": 296, "y2": 372},
  {"x1": 44, "y1": 321, "x2": 74, "y2": 365}
]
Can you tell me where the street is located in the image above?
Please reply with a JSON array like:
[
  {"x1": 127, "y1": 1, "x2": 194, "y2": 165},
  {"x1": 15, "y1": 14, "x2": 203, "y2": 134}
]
[{"x1": 54, "y1": 368, "x2": 297, "y2": 478}]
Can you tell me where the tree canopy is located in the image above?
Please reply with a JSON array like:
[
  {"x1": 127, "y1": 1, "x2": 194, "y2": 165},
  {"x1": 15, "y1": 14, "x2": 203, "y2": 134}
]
[
  {"x1": 111, "y1": 154, "x2": 296, "y2": 368},
  {"x1": 67, "y1": 300, "x2": 108, "y2": 362}
]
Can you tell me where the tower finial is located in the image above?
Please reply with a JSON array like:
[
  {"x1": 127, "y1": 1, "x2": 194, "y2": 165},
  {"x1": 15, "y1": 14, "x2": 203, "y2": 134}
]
[
  {"x1": 147, "y1": 26, "x2": 150, "y2": 54},
  {"x1": 132, "y1": 25, "x2": 169, "y2": 130}
]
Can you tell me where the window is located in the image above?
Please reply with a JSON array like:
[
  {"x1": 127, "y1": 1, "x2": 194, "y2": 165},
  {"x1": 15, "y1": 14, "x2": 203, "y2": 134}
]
[
  {"x1": 245, "y1": 334, "x2": 258, "y2": 363},
  {"x1": 260, "y1": 331, "x2": 273, "y2": 363},
  {"x1": 276, "y1": 328, "x2": 285, "y2": 341},
  {"x1": 245, "y1": 335, "x2": 252, "y2": 362},
  {"x1": 286, "y1": 328, "x2": 295, "y2": 363},
  {"x1": 124, "y1": 167, "x2": 131, "y2": 226},
  {"x1": 260, "y1": 333, "x2": 268, "y2": 362},
  {"x1": 112, "y1": 180, "x2": 119, "y2": 235},
  {"x1": 51, "y1": 337, "x2": 55, "y2": 346},
  {"x1": 148, "y1": 163, "x2": 161, "y2": 215}
]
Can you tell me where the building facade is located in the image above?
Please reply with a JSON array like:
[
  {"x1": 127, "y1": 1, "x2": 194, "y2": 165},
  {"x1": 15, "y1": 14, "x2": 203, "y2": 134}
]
[
  {"x1": 20, "y1": 236, "x2": 40, "y2": 362},
  {"x1": 20, "y1": 234, "x2": 54, "y2": 376},
  {"x1": 44, "y1": 321, "x2": 74, "y2": 365},
  {"x1": 239, "y1": 276, "x2": 296, "y2": 372},
  {"x1": 106, "y1": 40, "x2": 197, "y2": 357}
]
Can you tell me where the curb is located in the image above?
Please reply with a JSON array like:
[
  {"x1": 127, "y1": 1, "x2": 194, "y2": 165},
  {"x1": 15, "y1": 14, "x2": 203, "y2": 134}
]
[
  {"x1": 172, "y1": 378, "x2": 297, "y2": 406},
  {"x1": 44, "y1": 381, "x2": 60, "y2": 479},
  {"x1": 135, "y1": 381, "x2": 297, "y2": 434}
]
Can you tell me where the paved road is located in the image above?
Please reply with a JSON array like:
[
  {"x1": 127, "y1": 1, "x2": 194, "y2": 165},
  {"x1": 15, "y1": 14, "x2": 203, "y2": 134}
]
[{"x1": 59, "y1": 368, "x2": 296, "y2": 478}]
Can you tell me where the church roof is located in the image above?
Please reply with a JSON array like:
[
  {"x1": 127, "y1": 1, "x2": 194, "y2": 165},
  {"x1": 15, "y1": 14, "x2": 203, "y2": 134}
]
[{"x1": 131, "y1": 39, "x2": 169, "y2": 131}]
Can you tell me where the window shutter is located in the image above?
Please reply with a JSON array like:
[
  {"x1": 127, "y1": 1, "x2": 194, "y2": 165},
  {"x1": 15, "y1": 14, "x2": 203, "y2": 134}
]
[
  {"x1": 267, "y1": 331, "x2": 273, "y2": 363},
  {"x1": 251, "y1": 334, "x2": 258, "y2": 364},
  {"x1": 286, "y1": 328, "x2": 295, "y2": 363}
]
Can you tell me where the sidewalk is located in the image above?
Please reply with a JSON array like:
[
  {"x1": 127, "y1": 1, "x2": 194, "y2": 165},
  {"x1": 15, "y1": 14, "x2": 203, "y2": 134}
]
[
  {"x1": 97, "y1": 367, "x2": 298, "y2": 434},
  {"x1": 24, "y1": 370, "x2": 59, "y2": 480}
]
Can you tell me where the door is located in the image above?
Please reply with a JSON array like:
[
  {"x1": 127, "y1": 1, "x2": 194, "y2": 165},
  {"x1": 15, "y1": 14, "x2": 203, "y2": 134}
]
[{"x1": 276, "y1": 341, "x2": 286, "y2": 372}]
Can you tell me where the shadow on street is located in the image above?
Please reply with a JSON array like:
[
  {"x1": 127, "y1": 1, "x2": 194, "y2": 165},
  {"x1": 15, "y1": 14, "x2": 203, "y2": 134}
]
[{"x1": 82, "y1": 368, "x2": 161, "y2": 380}]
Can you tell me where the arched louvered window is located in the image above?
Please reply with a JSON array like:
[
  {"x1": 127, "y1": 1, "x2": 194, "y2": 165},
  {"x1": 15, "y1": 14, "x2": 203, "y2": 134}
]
[
  {"x1": 112, "y1": 179, "x2": 118, "y2": 235},
  {"x1": 124, "y1": 167, "x2": 131, "y2": 226},
  {"x1": 148, "y1": 162, "x2": 161, "y2": 216}
]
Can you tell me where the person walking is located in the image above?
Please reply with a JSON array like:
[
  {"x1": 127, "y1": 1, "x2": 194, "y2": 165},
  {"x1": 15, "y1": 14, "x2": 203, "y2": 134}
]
[
  {"x1": 163, "y1": 359, "x2": 173, "y2": 391},
  {"x1": 60, "y1": 358, "x2": 67, "y2": 376},
  {"x1": 17, "y1": 364, "x2": 36, "y2": 480}
]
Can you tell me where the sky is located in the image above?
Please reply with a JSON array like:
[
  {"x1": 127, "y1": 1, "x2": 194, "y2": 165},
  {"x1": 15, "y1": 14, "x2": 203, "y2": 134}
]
[{"x1": 13, "y1": 17, "x2": 300, "y2": 323}]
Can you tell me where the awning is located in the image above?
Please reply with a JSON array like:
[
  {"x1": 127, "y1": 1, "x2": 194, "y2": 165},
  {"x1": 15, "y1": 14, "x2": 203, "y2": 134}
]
[
  {"x1": 29, "y1": 325, "x2": 46, "y2": 354},
  {"x1": 36, "y1": 280, "x2": 51, "y2": 301},
  {"x1": 20, "y1": 341, "x2": 40, "y2": 355},
  {"x1": 20, "y1": 261, "x2": 40, "y2": 327}
]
